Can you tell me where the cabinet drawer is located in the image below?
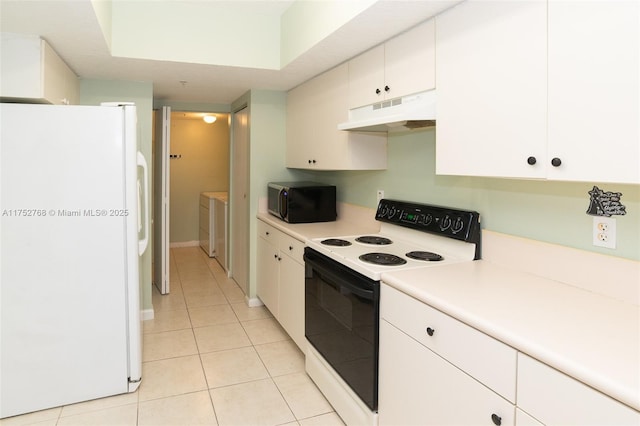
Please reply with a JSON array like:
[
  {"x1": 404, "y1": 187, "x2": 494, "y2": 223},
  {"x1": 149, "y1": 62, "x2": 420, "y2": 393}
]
[
  {"x1": 279, "y1": 235, "x2": 305, "y2": 265},
  {"x1": 381, "y1": 284, "x2": 517, "y2": 403},
  {"x1": 257, "y1": 220, "x2": 278, "y2": 244},
  {"x1": 517, "y1": 353, "x2": 640, "y2": 425},
  {"x1": 380, "y1": 320, "x2": 515, "y2": 426}
]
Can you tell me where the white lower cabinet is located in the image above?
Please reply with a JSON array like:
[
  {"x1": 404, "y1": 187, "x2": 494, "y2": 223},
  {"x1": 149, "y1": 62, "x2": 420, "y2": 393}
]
[
  {"x1": 515, "y1": 408, "x2": 543, "y2": 426},
  {"x1": 379, "y1": 320, "x2": 515, "y2": 426},
  {"x1": 379, "y1": 284, "x2": 516, "y2": 426},
  {"x1": 517, "y1": 353, "x2": 640, "y2": 426},
  {"x1": 256, "y1": 219, "x2": 305, "y2": 352},
  {"x1": 378, "y1": 284, "x2": 640, "y2": 425}
]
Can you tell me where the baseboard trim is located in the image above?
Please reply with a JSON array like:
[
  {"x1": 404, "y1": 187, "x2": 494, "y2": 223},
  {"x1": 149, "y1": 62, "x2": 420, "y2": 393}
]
[
  {"x1": 246, "y1": 297, "x2": 263, "y2": 308},
  {"x1": 141, "y1": 308, "x2": 155, "y2": 321}
]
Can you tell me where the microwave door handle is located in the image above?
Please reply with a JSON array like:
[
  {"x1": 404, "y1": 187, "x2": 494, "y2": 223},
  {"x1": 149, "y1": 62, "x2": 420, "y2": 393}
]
[{"x1": 279, "y1": 189, "x2": 287, "y2": 220}]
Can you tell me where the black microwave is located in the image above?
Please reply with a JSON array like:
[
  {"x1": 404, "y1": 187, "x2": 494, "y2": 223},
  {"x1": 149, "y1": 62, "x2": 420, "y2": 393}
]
[{"x1": 268, "y1": 182, "x2": 337, "y2": 223}]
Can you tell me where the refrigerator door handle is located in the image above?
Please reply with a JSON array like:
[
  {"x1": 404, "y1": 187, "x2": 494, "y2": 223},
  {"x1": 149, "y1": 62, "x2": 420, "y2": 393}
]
[{"x1": 137, "y1": 151, "x2": 150, "y2": 256}]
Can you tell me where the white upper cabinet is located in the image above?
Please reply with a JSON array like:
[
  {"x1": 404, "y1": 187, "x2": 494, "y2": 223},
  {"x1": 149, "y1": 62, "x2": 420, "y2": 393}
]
[
  {"x1": 435, "y1": 0, "x2": 547, "y2": 179},
  {"x1": 348, "y1": 19, "x2": 436, "y2": 109},
  {"x1": 1, "y1": 33, "x2": 79, "y2": 105},
  {"x1": 547, "y1": 0, "x2": 639, "y2": 184},
  {"x1": 286, "y1": 62, "x2": 387, "y2": 170},
  {"x1": 435, "y1": 0, "x2": 639, "y2": 184}
]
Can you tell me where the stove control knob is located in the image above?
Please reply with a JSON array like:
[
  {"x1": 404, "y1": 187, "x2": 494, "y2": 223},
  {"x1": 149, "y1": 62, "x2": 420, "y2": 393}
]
[
  {"x1": 440, "y1": 215, "x2": 452, "y2": 231},
  {"x1": 451, "y1": 217, "x2": 465, "y2": 234},
  {"x1": 388, "y1": 207, "x2": 397, "y2": 219},
  {"x1": 378, "y1": 203, "x2": 388, "y2": 217},
  {"x1": 423, "y1": 214, "x2": 433, "y2": 226}
]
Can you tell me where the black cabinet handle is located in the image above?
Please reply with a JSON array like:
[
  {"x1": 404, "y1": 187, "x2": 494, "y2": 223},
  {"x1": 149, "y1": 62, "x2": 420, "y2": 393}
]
[
  {"x1": 384, "y1": 85, "x2": 390, "y2": 92},
  {"x1": 527, "y1": 156, "x2": 537, "y2": 165},
  {"x1": 551, "y1": 157, "x2": 562, "y2": 167},
  {"x1": 491, "y1": 414, "x2": 502, "y2": 426},
  {"x1": 426, "y1": 327, "x2": 435, "y2": 336},
  {"x1": 308, "y1": 159, "x2": 317, "y2": 164},
  {"x1": 289, "y1": 246, "x2": 293, "y2": 251},
  {"x1": 265, "y1": 231, "x2": 269, "y2": 236},
  {"x1": 375, "y1": 88, "x2": 381, "y2": 95},
  {"x1": 274, "y1": 254, "x2": 278, "y2": 259}
]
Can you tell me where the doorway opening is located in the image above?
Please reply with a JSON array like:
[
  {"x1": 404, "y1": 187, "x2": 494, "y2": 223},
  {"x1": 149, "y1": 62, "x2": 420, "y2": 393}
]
[{"x1": 152, "y1": 108, "x2": 230, "y2": 295}]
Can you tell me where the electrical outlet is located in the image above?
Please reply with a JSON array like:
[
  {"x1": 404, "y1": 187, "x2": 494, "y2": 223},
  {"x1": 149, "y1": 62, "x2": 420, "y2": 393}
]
[
  {"x1": 593, "y1": 216, "x2": 616, "y2": 249},
  {"x1": 377, "y1": 190, "x2": 384, "y2": 203}
]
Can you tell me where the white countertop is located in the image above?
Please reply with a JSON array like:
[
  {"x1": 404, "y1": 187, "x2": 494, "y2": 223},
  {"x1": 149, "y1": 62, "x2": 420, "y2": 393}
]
[
  {"x1": 201, "y1": 191, "x2": 228, "y2": 202},
  {"x1": 256, "y1": 211, "x2": 379, "y2": 242},
  {"x1": 381, "y1": 261, "x2": 640, "y2": 412}
]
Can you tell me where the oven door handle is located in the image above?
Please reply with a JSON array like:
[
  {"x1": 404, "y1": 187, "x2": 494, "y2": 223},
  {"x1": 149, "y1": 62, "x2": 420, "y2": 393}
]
[{"x1": 308, "y1": 258, "x2": 375, "y2": 300}]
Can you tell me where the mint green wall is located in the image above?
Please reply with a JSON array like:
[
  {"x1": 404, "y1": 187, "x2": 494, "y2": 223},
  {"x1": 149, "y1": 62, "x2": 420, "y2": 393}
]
[
  {"x1": 231, "y1": 90, "x2": 297, "y2": 299},
  {"x1": 295, "y1": 129, "x2": 640, "y2": 261},
  {"x1": 79, "y1": 78, "x2": 155, "y2": 310}
]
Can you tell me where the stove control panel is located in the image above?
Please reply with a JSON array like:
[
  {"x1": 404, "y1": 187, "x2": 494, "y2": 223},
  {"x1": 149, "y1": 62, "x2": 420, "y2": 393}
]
[{"x1": 375, "y1": 199, "x2": 481, "y2": 244}]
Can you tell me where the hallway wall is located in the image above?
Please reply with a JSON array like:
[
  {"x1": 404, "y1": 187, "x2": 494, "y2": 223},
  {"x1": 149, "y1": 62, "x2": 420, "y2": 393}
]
[{"x1": 170, "y1": 113, "x2": 230, "y2": 244}]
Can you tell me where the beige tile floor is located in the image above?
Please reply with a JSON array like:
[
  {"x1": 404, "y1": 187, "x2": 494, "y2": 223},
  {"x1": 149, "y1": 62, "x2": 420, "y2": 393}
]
[{"x1": 1, "y1": 247, "x2": 344, "y2": 426}]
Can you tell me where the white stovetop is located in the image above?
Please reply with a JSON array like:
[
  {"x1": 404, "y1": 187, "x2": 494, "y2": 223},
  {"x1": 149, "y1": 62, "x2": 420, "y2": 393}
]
[{"x1": 305, "y1": 222, "x2": 475, "y2": 281}]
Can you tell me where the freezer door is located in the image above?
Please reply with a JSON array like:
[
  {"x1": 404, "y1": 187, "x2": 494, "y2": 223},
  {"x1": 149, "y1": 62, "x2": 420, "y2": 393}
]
[{"x1": 0, "y1": 103, "x2": 139, "y2": 418}]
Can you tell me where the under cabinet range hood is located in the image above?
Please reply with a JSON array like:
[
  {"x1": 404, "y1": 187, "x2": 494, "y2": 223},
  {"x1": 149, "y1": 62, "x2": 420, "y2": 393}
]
[{"x1": 338, "y1": 90, "x2": 436, "y2": 132}]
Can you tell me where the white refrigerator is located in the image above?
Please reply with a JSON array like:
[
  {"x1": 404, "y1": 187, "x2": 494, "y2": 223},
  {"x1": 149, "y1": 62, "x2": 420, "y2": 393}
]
[{"x1": 0, "y1": 102, "x2": 149, "y2": 418}]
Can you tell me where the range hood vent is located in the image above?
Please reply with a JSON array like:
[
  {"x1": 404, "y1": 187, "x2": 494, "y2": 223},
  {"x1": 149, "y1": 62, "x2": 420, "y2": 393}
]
[{"x1": 338, "y1": 90, "x2": 436, "y2": 132}]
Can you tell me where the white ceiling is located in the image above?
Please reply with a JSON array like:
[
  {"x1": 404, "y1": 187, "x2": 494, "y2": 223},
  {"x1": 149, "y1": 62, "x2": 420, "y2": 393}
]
[{"x1": 0, "y1": 0, "x2": 460, "y2": 104}]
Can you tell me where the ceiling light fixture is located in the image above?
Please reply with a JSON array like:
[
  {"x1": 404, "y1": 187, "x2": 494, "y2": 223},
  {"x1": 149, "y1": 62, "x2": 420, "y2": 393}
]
[{"x1": 203, "y1": 115, "x2": 216, "y2": 124}]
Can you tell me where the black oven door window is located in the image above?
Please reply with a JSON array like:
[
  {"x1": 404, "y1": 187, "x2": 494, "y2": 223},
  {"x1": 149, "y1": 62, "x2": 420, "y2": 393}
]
[{"x1": 304, "y1": 248, "x2": 379, "y2": 411}]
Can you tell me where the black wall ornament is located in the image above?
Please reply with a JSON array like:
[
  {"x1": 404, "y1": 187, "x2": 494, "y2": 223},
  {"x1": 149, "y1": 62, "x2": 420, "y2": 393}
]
[{"x1": 586, "y1": 186, "x2": 626, "y2": 217}]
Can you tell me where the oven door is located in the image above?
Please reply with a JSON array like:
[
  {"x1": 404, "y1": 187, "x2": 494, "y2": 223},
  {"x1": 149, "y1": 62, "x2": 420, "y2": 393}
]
[{"x1": 304, "y1": 247, "x2": 379, "y2": 411}]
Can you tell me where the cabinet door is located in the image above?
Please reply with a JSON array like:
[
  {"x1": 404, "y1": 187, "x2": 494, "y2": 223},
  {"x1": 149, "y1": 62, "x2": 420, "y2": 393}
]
[
  {"x1": 286, "y1": 63, "x2": 351, "y2": 169},
  {"x1": 286, "y1": 63, "x2": 387, "y2": 170},
  {"x1": 547, "y1": 0, "x2": 639, "y2": 184},
  {"x1": 517, "y1": 353, "x2": 640, "y2": 425},
  {"x1": 278, "y1": 254, "x2": 305, "y2": 351},
  {"x1": 379, "y1": 320, "x2": 515, "y2": 426},
  {"x1": 515, "y1": 409, "x2": 543, "y2": 426},
  {"x1": 42, "y1": 41, "x2": 78, "y2": 105},
  {"x1": 256, "y1": 235, "x2": 279, "y2": 316},
  {"x1": 384, "y1": 19, "x2": 435, "y2": 99},
  {"x1": 435, "y1": 0, "x2": 547, "y2": 178},
  {"x1": 348, "y1": 44, "x2": 385, "y2": 109}
]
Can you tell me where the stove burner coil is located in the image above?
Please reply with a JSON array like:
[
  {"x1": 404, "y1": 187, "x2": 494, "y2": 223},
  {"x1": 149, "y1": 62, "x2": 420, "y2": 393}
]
[
  {"x1": 356, "y1": 236, "x2": 393, "y2": 245},
  {"x1": 321, "y1": 238, "x2": 352, "y2": 247},
  {"x1": 406, "y1": 251, "x2": 444, "y2": 261},
  {"x1": 359, "y1": 252, "x2": 407, "y2": 266}
]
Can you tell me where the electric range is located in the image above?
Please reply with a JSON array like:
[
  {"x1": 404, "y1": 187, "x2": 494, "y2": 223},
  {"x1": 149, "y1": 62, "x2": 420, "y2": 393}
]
[{"x1": 303, "y1": 199, "x2": 481, "y2": 426}]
